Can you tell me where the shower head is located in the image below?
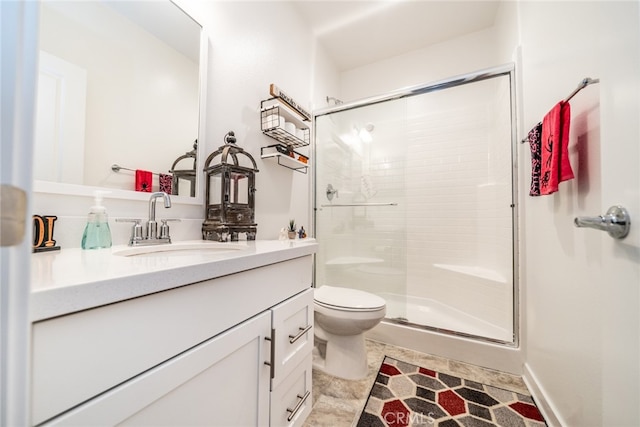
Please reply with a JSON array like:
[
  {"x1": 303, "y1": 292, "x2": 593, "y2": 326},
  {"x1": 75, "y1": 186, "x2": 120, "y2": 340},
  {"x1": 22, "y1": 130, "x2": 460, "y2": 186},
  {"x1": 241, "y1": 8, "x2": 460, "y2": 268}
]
[
  {"x1": 326, "y1": 96, "x2": 343, "y2": 105},
  {"x1": 358, "y1": 123, "x2": 374, "y2": 143}
]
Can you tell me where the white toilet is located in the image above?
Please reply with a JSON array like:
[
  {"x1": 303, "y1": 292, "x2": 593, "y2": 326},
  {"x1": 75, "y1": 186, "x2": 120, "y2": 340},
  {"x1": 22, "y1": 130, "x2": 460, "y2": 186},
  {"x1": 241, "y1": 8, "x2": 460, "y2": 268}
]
[{"x1": 313, "y1": 285, "x2": 386, "y2": 380}]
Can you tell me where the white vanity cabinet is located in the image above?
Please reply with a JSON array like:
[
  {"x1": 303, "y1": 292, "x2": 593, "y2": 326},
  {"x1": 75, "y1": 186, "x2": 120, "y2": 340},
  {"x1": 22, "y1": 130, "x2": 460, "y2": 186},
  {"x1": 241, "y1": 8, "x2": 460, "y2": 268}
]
[{"x1": 31, "y1": 255, "x2": 315, "y2": 427}]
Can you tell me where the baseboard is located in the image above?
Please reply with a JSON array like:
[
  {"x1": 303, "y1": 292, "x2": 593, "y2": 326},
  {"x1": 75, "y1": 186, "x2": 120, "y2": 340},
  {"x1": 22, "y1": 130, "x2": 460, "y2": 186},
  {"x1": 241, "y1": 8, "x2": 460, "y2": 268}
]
[{"x1": 522, "y1": 363, "x2": 564, "y2": 427}]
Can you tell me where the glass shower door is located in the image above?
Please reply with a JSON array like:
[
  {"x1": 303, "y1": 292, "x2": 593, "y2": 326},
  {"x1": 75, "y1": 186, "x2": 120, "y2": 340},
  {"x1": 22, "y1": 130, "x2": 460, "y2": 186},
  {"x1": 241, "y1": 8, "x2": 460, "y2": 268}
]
[
  {"x1": 314, "y1": 99, "x2": 408, "y2": 320},
  {"x1": 314, "y1": 70, "x2": 515, "y2": 343}
]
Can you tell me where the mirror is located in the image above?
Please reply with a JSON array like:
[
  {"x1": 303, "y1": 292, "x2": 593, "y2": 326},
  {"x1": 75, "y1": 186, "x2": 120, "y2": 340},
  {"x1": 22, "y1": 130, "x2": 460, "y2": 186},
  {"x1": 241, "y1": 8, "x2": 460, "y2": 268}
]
[{"x1": 34, "y1": 0, "x2": 205, "y2": 202}]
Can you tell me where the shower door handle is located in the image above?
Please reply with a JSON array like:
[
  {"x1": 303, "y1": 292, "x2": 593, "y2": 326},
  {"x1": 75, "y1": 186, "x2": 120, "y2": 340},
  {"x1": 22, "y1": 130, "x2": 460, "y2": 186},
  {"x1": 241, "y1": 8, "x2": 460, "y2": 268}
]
[{"x1": 574, "y1": 205, "x2": 631, "y2": 239}]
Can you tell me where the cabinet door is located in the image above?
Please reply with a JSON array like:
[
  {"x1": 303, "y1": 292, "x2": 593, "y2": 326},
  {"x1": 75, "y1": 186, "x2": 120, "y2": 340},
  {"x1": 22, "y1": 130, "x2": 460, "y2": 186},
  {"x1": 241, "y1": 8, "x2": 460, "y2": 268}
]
[
  {"x1": 270, "y1": 357, "x2": 313, "y2": 427},
  {"x1": 271, "y1": 288, "x2": 313, "y2": 389},
  {"x1": 45, "y1": 312, "x2": 271, "y2": 426}
]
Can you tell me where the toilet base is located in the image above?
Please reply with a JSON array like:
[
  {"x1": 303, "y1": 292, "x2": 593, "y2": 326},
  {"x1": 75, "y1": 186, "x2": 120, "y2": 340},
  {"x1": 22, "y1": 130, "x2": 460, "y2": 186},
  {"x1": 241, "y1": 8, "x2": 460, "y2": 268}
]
[{"x1": 312, "y1": 333, "x2": 368, "y2": 380}]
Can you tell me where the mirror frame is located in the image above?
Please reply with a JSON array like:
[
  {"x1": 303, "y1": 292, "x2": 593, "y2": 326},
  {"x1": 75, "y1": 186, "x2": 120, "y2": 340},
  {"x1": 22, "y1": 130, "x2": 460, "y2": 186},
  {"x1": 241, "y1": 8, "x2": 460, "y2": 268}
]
[{"x1": 33, "y1": 7, "x2": 208, "y2": 206}]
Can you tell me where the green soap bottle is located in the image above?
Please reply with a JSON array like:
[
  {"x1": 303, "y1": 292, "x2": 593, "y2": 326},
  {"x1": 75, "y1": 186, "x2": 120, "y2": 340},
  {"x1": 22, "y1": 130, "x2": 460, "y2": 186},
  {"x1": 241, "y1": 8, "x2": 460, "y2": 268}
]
[{"x1": 81, "y1": 191, "x2": 112, "y2": 249}]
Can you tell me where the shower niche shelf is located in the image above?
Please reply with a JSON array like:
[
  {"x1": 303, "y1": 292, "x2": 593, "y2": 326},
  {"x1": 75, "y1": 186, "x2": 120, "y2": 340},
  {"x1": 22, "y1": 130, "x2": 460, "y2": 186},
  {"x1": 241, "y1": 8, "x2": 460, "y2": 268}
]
[
  {"x1": 260, "y1": 98, "x2": 310, "y2": 174},
  {"x1": 434, "y1": 263, "x2": 507, "y2": 284}
]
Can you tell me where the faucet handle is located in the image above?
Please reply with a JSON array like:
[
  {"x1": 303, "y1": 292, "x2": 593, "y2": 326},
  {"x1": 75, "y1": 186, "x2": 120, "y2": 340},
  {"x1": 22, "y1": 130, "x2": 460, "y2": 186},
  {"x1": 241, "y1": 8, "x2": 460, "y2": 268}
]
[
  {"x1": 159, "y1": 219, "x2": 181, "y2": 240},
  {"x1": 116, "y1": 218, "x2": 143, "y2": 244}
]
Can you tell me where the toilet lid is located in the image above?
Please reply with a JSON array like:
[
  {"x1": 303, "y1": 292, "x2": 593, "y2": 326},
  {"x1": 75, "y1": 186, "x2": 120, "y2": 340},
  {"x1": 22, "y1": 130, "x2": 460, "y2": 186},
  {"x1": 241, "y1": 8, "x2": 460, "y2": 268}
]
[{"x1": 314, "y1": 285, "x2": 386, "y2": 310}]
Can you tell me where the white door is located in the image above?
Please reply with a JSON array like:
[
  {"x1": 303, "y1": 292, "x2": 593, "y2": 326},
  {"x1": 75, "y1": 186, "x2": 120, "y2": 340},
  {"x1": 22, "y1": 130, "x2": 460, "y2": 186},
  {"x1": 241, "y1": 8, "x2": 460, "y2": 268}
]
[
  {"x1": 0, "y1": 2, "x2": 39, "y2": 425},
  {"x1": 598, "y1": 16, "x2": 640, "y2": 423},
  {"x1": 34, "y1": 51, "x2": 87, "y2": 185}
]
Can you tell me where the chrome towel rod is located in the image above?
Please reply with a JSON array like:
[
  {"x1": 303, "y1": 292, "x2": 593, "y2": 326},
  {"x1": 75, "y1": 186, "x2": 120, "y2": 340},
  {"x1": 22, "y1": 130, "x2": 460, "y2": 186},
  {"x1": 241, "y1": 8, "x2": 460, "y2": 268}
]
[
  {"x1": 564, "y1": 77, "x2": 599, "y2": 102},
  {"x1": 320, "y1": 203, "x2": 398, "y2": 208},
  {"x1": 521, "y1": 77, "x2": 600, "y2": 143},
  {"x1": 111, "y1": 164, "x2": 163, "y2": 176}
]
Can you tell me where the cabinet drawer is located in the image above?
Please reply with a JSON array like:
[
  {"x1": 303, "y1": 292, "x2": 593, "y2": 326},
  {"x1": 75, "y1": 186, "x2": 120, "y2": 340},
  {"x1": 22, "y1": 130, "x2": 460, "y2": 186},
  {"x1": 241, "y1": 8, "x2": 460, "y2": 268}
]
[
  {"x1": 270, "y1": 356, "x2": 313, "y2": 427},
  {"x1": 271, "y1": 288, "x2": 313, "y2": 389}
]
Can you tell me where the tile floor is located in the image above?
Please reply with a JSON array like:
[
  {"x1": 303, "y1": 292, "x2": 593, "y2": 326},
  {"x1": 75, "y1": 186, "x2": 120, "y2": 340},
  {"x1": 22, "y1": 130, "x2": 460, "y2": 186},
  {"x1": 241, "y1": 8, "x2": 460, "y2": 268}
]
[{"x1": 303, "y1": 339, "x2": 530, "y2": 427}]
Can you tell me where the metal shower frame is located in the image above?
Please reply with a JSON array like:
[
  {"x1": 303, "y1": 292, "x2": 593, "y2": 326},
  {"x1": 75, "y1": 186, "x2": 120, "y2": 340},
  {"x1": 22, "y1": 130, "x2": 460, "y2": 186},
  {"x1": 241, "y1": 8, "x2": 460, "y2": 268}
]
[{"x1": 311, "y1": 63, "x2": 520, "y2": 348}]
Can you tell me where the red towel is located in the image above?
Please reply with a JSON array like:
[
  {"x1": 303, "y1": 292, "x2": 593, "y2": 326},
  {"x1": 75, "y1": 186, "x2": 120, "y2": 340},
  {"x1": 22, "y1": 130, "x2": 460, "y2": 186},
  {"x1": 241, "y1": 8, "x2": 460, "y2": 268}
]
[
  {"x1": 540, "y1": 101, "x2": 574, "y2": 195},
  {"x1": 558, "y1": 102, "x2": 574, "y2": 183},
  {"x1": 135, "y1": 169, "x2": 152, "y2": 192}
]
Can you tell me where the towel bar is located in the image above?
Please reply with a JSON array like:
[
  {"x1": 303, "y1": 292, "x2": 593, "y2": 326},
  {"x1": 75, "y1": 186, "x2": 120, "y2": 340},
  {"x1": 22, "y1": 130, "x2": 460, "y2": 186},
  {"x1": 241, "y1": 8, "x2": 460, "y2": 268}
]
[
  {"x1": 111, "y1": 164, "x2": 165, "y2": 176},
  {"x1": 521, "y1": 77, "x2": 600, "y2": 143}
]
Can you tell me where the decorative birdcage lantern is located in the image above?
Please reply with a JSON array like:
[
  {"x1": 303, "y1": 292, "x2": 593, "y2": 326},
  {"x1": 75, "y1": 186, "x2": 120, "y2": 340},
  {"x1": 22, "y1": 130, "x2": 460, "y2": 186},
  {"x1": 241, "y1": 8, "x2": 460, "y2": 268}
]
[
  {"x1": 169, "y1": 139, "x2": 197, "y2": 197},
  {"x1": 202, "y1": 131, "x2": 258, "y2": 241}
]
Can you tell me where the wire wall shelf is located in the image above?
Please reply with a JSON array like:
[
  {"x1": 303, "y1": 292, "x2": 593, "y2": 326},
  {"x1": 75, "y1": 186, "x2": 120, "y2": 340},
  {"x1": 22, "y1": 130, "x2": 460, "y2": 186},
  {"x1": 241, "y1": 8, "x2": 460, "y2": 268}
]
[{"x1": 260, "y1": 101, "x2": 310, "y2": 149}]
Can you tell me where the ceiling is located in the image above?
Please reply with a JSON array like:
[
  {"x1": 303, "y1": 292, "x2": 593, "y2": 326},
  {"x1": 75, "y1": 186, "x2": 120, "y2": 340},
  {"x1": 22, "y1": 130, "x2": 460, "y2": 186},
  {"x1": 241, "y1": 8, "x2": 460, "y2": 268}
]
[{"x1": 291, "y1": 0, "x2": 501, "y2": 71}]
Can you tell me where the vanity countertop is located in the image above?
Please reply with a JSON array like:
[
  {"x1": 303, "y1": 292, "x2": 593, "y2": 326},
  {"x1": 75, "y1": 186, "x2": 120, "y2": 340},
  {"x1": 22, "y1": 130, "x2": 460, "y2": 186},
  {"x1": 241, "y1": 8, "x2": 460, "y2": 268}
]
[{"x1": 31, "y1": 239, "x2": 318, "y2": 322}]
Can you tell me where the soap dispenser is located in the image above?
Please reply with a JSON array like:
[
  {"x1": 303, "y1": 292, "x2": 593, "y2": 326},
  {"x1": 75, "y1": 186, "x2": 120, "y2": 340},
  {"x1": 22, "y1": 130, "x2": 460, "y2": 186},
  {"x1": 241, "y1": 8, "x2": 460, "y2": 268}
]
[{"x1": 81, "y1": 191, "x2": 112, "y2": 249}]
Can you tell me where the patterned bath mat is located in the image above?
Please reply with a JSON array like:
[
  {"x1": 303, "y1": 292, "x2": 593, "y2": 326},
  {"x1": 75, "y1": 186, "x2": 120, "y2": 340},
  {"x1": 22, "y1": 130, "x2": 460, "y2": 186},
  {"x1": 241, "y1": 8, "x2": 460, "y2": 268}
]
[{"x1": 356, "y1": 357, "x2": 546, "y2": 427}]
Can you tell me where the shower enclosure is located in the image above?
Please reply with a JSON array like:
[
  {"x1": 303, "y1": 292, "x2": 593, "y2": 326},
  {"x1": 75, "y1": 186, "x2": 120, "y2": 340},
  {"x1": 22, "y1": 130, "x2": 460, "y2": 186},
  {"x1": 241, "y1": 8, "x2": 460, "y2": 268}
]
[{"x1": 313, "y1": 65, "x2": 517, "y2": 345}]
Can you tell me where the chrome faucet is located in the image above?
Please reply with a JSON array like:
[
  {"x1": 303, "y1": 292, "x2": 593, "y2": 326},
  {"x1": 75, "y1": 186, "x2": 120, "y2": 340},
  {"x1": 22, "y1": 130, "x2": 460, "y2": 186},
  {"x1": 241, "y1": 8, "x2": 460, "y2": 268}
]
[
  {"x1": 147, "y1": 192, "x2": 171, "y2": 240},
  {"x1": 116, "y1": 191, "x2": 178, "y2": 246}
]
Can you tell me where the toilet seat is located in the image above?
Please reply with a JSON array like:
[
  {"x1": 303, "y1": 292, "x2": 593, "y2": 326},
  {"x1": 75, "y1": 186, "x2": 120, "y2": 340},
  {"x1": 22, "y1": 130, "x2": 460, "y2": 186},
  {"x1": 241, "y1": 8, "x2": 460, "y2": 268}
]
[{"x1": 314, "y1": 285, "x2": 386, "y2": 311}]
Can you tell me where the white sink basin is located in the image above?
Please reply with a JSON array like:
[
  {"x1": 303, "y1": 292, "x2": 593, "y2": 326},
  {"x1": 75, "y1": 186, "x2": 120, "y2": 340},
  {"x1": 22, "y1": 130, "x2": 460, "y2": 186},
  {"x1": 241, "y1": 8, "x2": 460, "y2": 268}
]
[{"x1": 112, "y1": 241, "x2": 249, "y2": 257}]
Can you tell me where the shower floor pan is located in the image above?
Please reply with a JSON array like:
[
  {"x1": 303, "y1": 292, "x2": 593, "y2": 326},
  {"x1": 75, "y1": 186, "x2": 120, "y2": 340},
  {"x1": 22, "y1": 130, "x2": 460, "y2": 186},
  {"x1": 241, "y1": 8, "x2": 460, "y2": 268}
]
[{"x1": 380, "y1": 292, "x2": 512, "y2": 343}]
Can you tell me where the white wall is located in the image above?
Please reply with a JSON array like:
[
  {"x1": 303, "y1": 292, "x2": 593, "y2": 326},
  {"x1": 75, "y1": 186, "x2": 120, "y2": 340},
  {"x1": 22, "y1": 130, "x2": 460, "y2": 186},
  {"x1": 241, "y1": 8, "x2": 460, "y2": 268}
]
[
  {"x1": 32, "y1": 1, "x2": 339, "y2": 248},
  {"x1": 339, "y1": 26, "x2": 500, "y2": 102},
  {"x1": 184, "y1": 0, "x2": 316, "y2": 238},
  {"x1": 515, "y1": 1, "x2": 640, "y2": 426}
]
